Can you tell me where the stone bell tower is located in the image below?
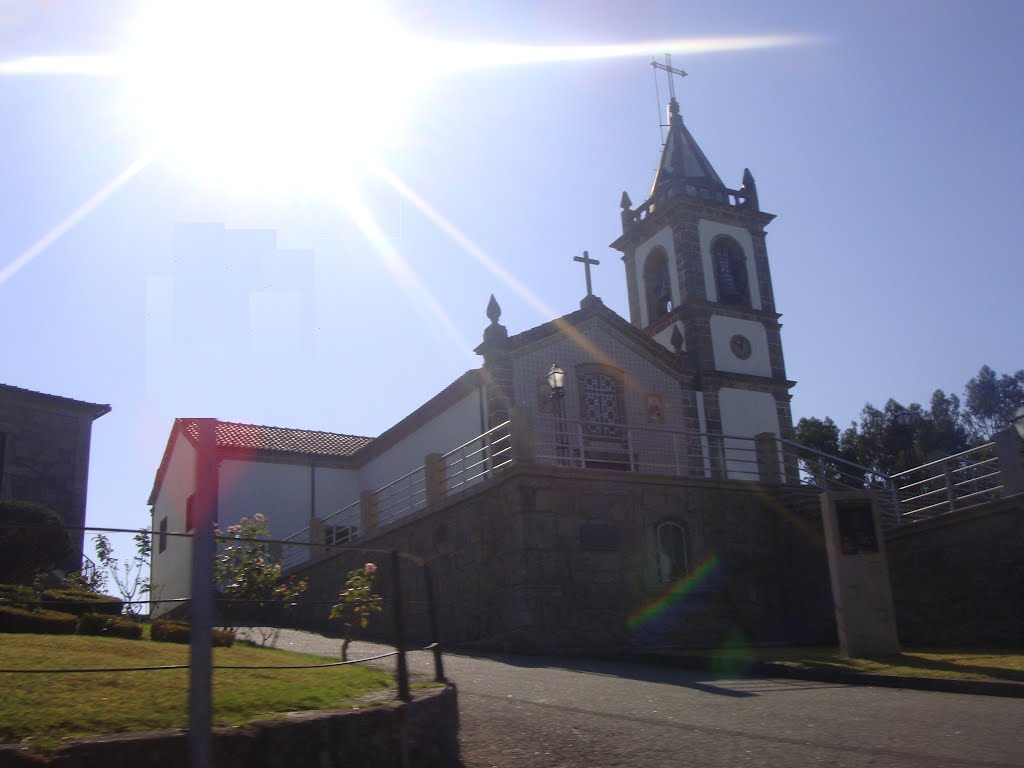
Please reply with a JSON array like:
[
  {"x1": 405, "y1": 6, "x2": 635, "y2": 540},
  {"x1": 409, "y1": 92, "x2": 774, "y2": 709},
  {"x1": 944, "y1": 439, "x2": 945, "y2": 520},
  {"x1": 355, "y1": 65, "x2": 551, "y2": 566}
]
[{"x1": 610, "y1": 85, "x2": 795, "y2": 441}]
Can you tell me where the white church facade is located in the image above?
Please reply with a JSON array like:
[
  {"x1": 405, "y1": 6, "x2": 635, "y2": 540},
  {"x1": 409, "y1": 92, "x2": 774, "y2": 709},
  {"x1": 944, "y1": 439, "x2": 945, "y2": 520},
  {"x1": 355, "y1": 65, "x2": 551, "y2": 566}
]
[{"x1": 149, "y1": 90, "x2": 820, "y2": 649}]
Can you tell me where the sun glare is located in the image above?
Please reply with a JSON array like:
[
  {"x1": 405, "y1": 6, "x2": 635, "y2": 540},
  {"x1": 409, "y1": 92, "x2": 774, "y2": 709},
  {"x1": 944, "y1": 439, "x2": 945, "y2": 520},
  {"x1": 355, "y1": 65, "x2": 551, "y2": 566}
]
[{"x1": 121, "y1": 1, "x2": 439, "y2": 194}]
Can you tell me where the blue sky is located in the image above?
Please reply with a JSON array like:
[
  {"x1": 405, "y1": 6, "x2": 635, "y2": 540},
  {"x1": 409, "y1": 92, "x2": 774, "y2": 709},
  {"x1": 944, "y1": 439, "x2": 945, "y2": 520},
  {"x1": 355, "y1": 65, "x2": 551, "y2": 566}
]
[{"x1": 1, "y1": 0, "x2": 1022, "y2": 547}]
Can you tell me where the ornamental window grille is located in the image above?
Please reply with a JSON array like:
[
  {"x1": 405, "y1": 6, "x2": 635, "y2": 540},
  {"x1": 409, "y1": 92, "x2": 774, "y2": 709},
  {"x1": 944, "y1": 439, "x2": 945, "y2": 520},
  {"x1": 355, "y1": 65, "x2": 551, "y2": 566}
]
[
  {"x1": 577, "y1": 368, "x2": 626, "y2": 438},
  {"x1": 711, "y1": 237, "x2": 751, "y2": 307},
  {"x1": 656, "y1": 521, "x2": 689, "y2": 581}
]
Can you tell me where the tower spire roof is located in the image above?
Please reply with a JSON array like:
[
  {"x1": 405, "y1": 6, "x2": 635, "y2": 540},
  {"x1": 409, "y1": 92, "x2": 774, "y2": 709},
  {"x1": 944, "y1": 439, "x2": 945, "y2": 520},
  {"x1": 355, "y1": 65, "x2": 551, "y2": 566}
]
[{"x1": 650, "y1": 95, "x2": 726, "y2": 200}]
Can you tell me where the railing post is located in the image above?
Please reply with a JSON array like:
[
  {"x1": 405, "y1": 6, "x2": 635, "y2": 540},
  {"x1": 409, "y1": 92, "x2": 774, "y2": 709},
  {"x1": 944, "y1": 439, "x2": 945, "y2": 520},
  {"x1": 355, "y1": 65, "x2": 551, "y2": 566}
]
[
  {"x1": 755, "y1": 432, "x2": 781, "y2": 485},
  {"x1": 308, "y1": 517, "x2": 326, "y2": 561},
  {"x1": 888, "y1": 478, "x2": 902, "y2": 525},
  {"x1": 425, "y1": 452, "x2": 447, "y2": 508},
  {"x1": 510, "y1": 405, "x2": 535, "y2": 464},
  {"x1": 360, "y1": 491, "x2": 378, "y2": 534},
  {"x1": 390, "y1": 549, "x2": 411, "y2": 702},
  {"x1": 994, "y1": 428, "x2": 1024, "y2": 496},
  {"x1": 943, "y1": 463, "x2": 957, "y2": 513},
  {"x1": 422, "y1": 562, "x2": 446, "y2": 683}
]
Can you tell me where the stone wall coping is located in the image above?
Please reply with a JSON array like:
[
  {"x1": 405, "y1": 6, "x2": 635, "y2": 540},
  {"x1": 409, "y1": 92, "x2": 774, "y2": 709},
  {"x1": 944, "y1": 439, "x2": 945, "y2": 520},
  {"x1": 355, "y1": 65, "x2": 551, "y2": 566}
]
[{"x1": 0, "y1": 684, "x2": 459, "y2": 768}]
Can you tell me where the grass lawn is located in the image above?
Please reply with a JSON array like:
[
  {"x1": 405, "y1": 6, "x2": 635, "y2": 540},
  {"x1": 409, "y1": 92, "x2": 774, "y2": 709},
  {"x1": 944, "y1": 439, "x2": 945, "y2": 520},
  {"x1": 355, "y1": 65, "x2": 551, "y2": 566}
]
[
  {"x1": 0, "y1": 633, "x2": 396, "y2": 752},
  {"x1": 700, "y1": 643, "x2": 1024, "y2": 682}
]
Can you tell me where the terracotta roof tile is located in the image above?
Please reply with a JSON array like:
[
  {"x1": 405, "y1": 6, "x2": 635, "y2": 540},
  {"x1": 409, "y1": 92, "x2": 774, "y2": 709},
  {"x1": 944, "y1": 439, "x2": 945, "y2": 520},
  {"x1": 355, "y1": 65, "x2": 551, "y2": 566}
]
[{"x1": 182, "y1": 419, "x2": 372, "y2": 458}]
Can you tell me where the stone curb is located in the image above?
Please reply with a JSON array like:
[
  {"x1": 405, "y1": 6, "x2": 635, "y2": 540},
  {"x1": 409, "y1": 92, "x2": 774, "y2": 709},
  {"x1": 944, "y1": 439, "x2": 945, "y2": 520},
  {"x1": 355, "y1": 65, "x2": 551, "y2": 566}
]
[{"x1": 625, "y1": 652, "x2": 1024, "y2": 699}]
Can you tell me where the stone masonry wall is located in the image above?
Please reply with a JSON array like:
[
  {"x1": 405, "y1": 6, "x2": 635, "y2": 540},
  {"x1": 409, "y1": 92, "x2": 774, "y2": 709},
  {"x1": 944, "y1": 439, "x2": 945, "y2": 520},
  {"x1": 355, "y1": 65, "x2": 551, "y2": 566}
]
[
  {"x1": 0, "y1": 393, "x2": 98, "y2": 573},
  {"x1": 886, "y1": 494, "x2": 1024, "y2": 646},
  {"x1": 0, "y1": 685, "x2": 459, "y2": 768},
  {"x1": 292, "y1": 466, "x2": 835, "y2": 653}
]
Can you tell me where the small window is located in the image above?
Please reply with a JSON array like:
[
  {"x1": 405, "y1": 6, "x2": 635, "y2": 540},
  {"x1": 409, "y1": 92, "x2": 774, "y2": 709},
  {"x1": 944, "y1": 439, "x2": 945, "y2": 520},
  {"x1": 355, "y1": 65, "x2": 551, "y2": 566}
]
[
  {"x1": 158, "y1": 517, "x2": 168, "y2": 553},
  {"x1": 711, "y1": 237, "x2": 751, "y2": 307},
  {"x1": 327, "y1": 524, "x2": 358, "y2": 547},
  {"x1": 185, "y1": 494, "x2": 196, "y2": 532},
  {"x1": 656, "y1": 522, "x2": 688, "y2": 581}
]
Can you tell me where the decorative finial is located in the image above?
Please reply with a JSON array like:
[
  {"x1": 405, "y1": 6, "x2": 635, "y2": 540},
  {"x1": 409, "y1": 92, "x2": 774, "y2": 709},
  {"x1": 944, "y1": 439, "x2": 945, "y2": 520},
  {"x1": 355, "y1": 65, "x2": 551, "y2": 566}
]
[
  {"x1": 670, "y1": 325, "x2": 684, "y2": 355},
  {"x1": 740, "y1": 168, "x2": 759, "y2": 211},
  {"x1": 668, "y1": 97, "x2": 680, "y2": 117},
  {"x1": 486, "y1": 294, "x2": 501, "y2": 324},
  {"x1": 620, "y1": 191, "x2": 632, "y2": 210}
]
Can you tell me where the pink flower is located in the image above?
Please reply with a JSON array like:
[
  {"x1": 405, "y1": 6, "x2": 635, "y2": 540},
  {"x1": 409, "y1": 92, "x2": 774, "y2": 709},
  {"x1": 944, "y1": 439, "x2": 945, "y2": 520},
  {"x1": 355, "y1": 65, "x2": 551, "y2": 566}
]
[
  {"x1": 253, "y1": 513, "x2": 267, "y2": 523},
  {"x1": 227, "y1": 525, "x2": 241, "y2": 534},
  {"x1": 364, "y1": 562, "x2": 377, "y2": 574}
]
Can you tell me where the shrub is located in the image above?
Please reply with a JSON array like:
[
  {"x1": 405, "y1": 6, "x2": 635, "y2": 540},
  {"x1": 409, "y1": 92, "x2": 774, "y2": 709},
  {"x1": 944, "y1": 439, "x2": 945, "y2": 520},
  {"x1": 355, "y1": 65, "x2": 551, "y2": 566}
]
[
  {"x1": 0, "y1": 500, "x2": 71, "y2": 584},
  {"x1": 77, "y1": 612, "x2": 143, "y2": 640},
  {"x1": 0, "y1": 604, "x2": 78, "y2": 634},
  {"x1": 0, "y1": 583, "x2": 37, "y2": 608},
  {"x1": 151, "y1": 619, "x2": 234, "y2": 647},
  {"x1": 42, "y1": 589, "x2": 124, "y2": 617}
]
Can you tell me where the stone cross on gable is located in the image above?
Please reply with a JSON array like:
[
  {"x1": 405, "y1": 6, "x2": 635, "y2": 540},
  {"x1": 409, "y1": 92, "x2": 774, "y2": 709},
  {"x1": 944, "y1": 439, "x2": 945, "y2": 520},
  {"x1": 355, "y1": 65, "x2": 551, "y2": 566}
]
[{"x1": 573, "y1": 250, "x2": 600, "y2": 297}]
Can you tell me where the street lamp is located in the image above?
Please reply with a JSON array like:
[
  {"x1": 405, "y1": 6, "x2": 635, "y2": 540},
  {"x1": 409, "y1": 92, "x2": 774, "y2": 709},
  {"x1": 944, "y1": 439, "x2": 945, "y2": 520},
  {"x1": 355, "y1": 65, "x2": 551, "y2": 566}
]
[
  {"x1": 892, "y1": 408, "x2": 915, "y2": 472},
  {"x1": 547, "y1": 365, "x2": 568, "y2": 465},
  {"x1": 1012, "y1": 405, "x2": 1024, "y2": 442}
]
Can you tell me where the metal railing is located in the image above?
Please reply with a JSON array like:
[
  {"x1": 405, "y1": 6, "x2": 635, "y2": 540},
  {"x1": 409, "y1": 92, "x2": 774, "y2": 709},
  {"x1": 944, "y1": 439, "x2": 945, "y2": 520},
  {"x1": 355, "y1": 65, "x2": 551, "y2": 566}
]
[
  {"x1": 442, "y1": 421, "x2": 512, "y2": 496},
  {"x1": 889, "y1": 442, "x2": 1001, "y2": 522},
  {"x1": 533, "y1": 415, "x2": 762, "y2": 481}
]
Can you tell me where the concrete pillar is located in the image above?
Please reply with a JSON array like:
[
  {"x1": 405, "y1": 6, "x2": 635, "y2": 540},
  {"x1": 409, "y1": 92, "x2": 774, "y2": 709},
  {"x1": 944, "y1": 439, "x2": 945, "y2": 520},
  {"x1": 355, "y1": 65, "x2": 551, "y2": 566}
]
[
  {"x1": 360, "y1": 490, "x2": 379, "y2": 533},
  {"x1": 425, "y1": 452, "x2": 447, "y2": 507},
  {"x1": 309, "y1": 516, "x2": 326, "y2": 561},
  {"x1": 993, "y1": 428, "x2": 1024, "y2": 496},
  {"x1": 755, "y1": 432, "x2": 781, "y2": 485},
  {"x1": 510, "y1": 405, "x2": 535, "y2": 464}
]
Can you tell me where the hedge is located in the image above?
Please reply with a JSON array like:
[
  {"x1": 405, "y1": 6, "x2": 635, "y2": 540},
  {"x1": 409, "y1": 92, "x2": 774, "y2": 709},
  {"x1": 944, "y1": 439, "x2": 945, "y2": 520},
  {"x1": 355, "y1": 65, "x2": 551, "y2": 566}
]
[
  {"x1": 0, "y1": 583, "x2": 36, "y2": 608},
  {"x1": 0, "y1": 604, "x2": 78, "y2": 634},
  {"x1": 77, "y1": 612, "x2": 143, "y2": 640},
  {"x1": 42, "y1": 589, "x2": 124, "y2": 617},
  {"x1": 151, "y1": 619, "x2": 234, "y2": 648}
]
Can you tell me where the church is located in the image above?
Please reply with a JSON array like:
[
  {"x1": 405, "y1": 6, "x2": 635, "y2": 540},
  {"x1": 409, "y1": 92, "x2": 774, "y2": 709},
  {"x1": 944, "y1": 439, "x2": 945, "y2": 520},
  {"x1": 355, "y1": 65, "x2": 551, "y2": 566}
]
[{"x1": 149, "y1": 83, "x2": 836, "y2": 651}]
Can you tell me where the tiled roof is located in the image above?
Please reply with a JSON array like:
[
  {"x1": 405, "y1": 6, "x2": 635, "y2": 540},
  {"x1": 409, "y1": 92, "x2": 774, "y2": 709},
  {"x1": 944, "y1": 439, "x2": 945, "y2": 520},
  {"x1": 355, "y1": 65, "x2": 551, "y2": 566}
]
[
  {"x1": 181, "y1": 419, "x2": 373, "y2": 458},
  {"x1": 0, "y1": 383, "x2": 111, "y2": 419}
]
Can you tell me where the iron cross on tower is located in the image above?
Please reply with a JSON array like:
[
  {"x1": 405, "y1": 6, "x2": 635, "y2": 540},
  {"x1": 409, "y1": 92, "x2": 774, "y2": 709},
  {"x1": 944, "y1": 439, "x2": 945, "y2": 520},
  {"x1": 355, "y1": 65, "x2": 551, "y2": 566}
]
[
  {"x1": 651, "y1": 52, "x2": 687, "y2": 102},
  {"x1": 573, "y1": 250, "x2": 600, "y2": 297}
]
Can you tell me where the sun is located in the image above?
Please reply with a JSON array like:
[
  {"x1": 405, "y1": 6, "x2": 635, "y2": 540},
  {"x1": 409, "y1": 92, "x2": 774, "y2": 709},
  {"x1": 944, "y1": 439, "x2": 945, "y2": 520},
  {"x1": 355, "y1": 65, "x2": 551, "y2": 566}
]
[{"x1": 121, "y1": 1, "x2": 443, "y2": 195}]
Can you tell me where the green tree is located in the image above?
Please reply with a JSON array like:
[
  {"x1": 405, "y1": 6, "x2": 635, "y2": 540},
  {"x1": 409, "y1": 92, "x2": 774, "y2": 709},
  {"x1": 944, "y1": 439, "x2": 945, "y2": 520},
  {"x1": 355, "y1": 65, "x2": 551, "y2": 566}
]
[
  {"x1": 964, "y1": 365, "x2": 1024, "y2": 439},
  {"x1": 0, "y1": 500, "x2": 70, "y2": 584},
  {"x1": 329, "y1": 563, "x2": 383, "y2": 661},
  {"x1": 93, "y1": 528, "x2": 151, "y2": 617},
  {"x1": 213, "y1": 514, "x2": 307, "y2": 646}
]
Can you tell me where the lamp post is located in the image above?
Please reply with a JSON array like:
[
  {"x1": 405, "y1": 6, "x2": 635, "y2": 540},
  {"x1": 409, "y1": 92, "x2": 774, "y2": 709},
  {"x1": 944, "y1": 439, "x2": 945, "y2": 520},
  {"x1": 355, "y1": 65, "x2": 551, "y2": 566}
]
[
  {"x1": 1012, "y1": 405, "x2": 1024, "y2": 442},
  {"x1": 893, "y1": 408, "x2": 915, "y2": 472},
  {"x1": 547, "y1": 364, "x2": 568, "y2": 466}
]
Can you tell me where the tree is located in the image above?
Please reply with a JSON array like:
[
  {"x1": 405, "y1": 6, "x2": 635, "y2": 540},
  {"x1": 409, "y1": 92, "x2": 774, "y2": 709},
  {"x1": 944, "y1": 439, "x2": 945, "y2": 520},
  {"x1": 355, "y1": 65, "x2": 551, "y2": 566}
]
[
  {"x1": 964, "y1": 365, "x2": 1024, "y2": 439},
  {"x1": 93, "y1": 528, "x2": 151, "y2": 617},
  {"x1": 213, "y1": 514, "x2": 307, "y2": 646},
  {"x1": 329, "y1": 563, "x2": 383, "y2": 661},
  {"x1": 0, "y1": 500, "x2": 70, "y2": 584}
]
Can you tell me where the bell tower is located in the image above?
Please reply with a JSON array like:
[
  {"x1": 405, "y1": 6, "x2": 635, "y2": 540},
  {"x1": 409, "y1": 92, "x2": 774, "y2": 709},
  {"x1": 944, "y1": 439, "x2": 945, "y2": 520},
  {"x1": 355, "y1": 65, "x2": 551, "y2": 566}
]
[{"x1": 610, "y1": 78, "x2": 795, "y2": 442}]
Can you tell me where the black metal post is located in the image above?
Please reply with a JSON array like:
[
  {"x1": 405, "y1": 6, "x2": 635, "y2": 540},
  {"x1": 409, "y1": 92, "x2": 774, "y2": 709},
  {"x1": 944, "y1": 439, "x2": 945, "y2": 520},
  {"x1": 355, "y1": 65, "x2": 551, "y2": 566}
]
[
  {"x1": 422, "y1": 562, "x2": 446, "y2": 683},
  {"x1": 390, "y1": 549, "x2": 411, "y2": 701},
  {"x1": 189, "y1": 419, "x2": 217, "y2": 768}
]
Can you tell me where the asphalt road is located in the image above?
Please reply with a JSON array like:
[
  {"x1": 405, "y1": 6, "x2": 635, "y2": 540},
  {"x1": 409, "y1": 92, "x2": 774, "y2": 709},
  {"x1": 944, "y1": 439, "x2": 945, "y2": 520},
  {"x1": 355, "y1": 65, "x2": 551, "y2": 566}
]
[{"x1": 266, "y1": 630, "x2": 1024, "y2": 768}]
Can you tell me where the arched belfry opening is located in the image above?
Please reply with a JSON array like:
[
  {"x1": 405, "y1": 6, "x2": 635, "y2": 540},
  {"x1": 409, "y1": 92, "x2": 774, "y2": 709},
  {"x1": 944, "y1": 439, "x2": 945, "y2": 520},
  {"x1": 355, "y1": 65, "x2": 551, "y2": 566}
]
[
  {"x1": 642, "y1": 248, "x2": 672, "y2": 323},
  {"x1": 711, "y1": 237, "x2": 751, "y2": 307}
]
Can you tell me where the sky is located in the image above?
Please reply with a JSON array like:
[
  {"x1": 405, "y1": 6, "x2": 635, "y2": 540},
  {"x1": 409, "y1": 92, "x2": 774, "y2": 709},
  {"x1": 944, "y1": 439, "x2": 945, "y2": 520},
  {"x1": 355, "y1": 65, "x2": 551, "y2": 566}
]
[{"x1": 1, "y1": 0, "x2": 1022, "y2": 552}]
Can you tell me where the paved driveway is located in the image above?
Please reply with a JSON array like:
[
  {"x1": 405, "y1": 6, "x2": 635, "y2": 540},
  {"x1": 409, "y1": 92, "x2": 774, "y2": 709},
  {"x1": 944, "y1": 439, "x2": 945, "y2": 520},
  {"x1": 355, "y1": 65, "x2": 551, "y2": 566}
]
[{"x1": 262, "y1": 630, "x2": 1024, "y2": 768}]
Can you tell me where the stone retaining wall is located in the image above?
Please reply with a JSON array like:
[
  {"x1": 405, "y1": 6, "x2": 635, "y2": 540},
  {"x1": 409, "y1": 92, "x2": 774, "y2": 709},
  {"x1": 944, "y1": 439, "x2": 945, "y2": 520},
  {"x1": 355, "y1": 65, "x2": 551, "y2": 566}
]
[
  {"x1": 887, "y1": 494, "x2": 1024, "y2": 646},
  {"x1": 0, "y1": 685, "x2": 458, "y2": 768}
]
